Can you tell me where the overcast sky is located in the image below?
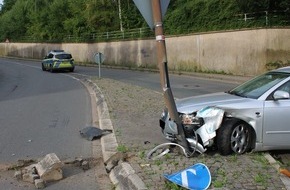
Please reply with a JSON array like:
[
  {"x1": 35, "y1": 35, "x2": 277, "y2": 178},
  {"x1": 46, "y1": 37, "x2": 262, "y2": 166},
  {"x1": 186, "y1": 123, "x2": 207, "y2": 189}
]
[{"x1": 0, "y1": 0, "x2": 3, "y2": 5}]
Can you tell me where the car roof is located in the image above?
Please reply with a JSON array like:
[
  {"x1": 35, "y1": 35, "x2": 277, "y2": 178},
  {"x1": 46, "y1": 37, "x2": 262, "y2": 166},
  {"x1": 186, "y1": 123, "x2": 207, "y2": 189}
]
[
  {"x1": 52, "y1": 49, "x2": 64, "y2": 52},
  {"x1": 48, "y1": 50, "x2": 71, "y2": 55},
  {"x1": 273, "y1": 66, "x2": 290, "y2": 73}
]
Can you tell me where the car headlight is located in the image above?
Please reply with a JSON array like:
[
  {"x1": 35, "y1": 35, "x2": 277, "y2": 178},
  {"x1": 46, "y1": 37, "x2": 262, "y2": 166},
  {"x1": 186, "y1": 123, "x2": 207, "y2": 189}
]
[
  {"x1": 160, "y1": 108, "x2": 168, "y2": 121},
  {"x1": 181, "y1": 113, "x2": 204, "y2": 127}
]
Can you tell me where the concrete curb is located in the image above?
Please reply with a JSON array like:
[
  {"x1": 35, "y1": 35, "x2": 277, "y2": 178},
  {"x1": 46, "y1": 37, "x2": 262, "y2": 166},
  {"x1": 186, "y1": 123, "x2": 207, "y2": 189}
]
[{"x1": 82, "y1": 78, "x2": 147, "y2": 190}]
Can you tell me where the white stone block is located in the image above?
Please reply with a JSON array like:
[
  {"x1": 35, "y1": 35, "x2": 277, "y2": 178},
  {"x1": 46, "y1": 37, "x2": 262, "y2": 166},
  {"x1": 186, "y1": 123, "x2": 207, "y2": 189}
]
[{"x1": 35, "y1": 153, "x2": 63, "y2": 182}]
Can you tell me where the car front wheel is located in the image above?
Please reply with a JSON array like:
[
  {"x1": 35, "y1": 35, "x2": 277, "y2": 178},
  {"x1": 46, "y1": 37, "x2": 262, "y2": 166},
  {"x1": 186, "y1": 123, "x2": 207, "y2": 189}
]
[
  {"x1": 217, "y1": 119, "x2": 252, "y2": 155},
  {"x1": 41, "y1": 63, "x2": 46, "y2": 71},
  {"x1": 49, "y1": 64, "x2": 54, "y2": 73}
]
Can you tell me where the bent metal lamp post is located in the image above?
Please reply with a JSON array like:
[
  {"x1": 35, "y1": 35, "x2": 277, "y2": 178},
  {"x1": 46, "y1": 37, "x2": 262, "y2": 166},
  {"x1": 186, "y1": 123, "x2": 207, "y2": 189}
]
[
  {"x1": 150, "y1": 0, "x2": 190, "y2": 153},
  {"x1": 133, "y1": 0, "x2": 190, "y2": 153}
]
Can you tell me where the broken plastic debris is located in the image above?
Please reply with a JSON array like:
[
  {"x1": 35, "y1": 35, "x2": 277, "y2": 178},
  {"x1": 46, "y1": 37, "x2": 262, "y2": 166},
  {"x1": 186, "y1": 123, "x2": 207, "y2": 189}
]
[
  {"x1": 79, "y1": 126, "x2": 112, "y2": 141},
  {"x1": 140, "y1": 164, "x2": 150, "y2": 168},
  {"x1": 280, "y1": 168, "x2": 290, "y2": 178},
  {"x1": 164, "y1": 163, "x2": 211, "y2": 190}
]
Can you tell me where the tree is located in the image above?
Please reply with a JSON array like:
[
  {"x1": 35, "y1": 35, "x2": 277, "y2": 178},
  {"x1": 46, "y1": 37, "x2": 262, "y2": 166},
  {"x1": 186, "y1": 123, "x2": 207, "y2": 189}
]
[
  {"x1": 119, "y1": 0, "x2": 146, "y2": 29},
  {"x1": 0, "y1": 0, "x2": 30, "y2": 41},
  {"x1": 0, "y1": 0, "x2": 17, "y2": 14},
  {"x1": 0, "y1": 0, "x2": 288, "y2": 42}
]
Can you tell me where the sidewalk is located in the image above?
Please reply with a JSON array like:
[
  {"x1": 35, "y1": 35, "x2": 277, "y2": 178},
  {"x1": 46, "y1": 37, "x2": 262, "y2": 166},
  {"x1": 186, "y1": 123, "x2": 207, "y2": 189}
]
[{"x1": 78, "y1": 73, "x2": 289, "y2": 190}]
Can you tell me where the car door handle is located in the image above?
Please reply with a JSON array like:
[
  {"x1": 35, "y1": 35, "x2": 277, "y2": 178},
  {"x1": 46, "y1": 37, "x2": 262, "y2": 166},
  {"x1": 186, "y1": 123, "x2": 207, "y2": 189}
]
[{"x1": 255, "y1": 112, "x2": 261, "y2": 117}]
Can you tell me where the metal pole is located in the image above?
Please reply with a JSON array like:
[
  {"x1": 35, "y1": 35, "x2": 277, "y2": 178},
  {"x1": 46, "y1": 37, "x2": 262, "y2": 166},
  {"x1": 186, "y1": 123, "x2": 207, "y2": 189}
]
[
  {"x1": 118, "y1": 0, "x2": 123, "y2": 31},
  {"x1": 98, "y1": 53, "x2": 101, "y2": 78},
  {"x1": 151, "y1": 0, "x2": 190, "y2": 153}
]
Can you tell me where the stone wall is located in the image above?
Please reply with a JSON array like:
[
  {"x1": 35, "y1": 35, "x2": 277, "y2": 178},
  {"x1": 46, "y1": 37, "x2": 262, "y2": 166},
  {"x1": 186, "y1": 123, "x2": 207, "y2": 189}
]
[{"x1": 0, "y1": 28, "x2": 289, "y2": 76}]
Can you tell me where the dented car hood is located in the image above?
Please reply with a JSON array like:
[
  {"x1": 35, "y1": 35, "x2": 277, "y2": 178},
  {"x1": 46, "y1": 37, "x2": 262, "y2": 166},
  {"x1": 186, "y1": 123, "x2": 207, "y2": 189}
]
[{"x1": 176, "y1": 92, "x2": 253, "y2": 113}]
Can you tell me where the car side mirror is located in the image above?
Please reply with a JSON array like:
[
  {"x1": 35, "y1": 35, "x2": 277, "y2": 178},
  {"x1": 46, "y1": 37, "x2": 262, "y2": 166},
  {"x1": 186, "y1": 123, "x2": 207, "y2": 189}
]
[
  {"x1": 71, "y1": 59, "x2": 74, "y2": 61},
  {"x1": 273, "y1": 90, "x2": 290, "y2": 100}
]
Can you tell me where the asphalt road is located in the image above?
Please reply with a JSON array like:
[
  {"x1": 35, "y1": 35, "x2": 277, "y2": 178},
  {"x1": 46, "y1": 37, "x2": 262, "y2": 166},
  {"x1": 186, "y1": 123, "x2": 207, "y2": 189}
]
[
  {"x1": 1, "y1": 58, "x2": 239, "y2": 98},
  {"x1": 0, "y1": 58, "x2": 107, "y2": 189},
  {"x1": 76, "y1": 65, "x2": 239, "y2": 99}
]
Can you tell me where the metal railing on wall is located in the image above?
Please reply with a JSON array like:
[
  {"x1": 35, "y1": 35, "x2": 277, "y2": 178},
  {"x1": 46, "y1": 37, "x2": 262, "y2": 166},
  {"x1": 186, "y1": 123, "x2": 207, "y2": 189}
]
[
  {"x1": 165, "y1": 10, "x2": 289, "y2": 35},
  {"x1": 236, "y1": 10, "x2": 289, "y2": 26},
  {"x1": 63, "y1": 27, "x2": 154, "y2": 43},
  {"x1": 17, "y1": 27, "x2": 154, "y2": 43}
]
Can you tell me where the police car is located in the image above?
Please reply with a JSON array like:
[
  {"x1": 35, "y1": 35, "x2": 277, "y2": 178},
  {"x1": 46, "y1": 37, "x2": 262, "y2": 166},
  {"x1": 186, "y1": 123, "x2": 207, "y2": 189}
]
[{"x1": 42, "y1": 50, "x2": 75, "y2": 72}]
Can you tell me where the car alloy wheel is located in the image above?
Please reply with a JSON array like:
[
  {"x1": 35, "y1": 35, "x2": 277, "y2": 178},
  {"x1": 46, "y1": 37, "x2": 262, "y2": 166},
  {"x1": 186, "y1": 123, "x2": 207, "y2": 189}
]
[
  {"x1": 230, "y1": 123, "x2": 250, "y2": 154},
  {"x1": 217, "y1": 119, "x2": 252, "y2": 155}
]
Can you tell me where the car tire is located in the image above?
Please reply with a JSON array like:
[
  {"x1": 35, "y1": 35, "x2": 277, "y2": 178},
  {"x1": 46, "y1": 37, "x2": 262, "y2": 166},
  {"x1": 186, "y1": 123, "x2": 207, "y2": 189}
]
[
  {"x1": 49, "y1": 64, "x2": 54, "y2": 73},
  {"x1": 42, "y1": 63, "x2": 46, "y2": 71},
  {"x1": 217, "y1": 119, "x2": 252, "y2": 155},
  {"x1": 70, "y1": 67, "x2": 74, "y2": 72}
]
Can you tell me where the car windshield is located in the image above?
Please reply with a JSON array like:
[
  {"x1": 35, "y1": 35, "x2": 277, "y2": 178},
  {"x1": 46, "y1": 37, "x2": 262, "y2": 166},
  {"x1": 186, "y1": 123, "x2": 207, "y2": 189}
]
[
  {"x1": 55, "y1": 54, "x2": 72, "y2": 59},
  {"x1": 228, "y1": 72, "x2": 290, "y2": 99}
]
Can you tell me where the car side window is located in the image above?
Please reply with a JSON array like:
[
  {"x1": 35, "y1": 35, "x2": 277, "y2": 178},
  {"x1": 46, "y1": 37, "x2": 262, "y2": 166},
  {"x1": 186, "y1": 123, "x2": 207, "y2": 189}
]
[
  {"x1": 277, "y1": 81, "x2": 290, "y2": 94},
  {"x1": 47, "y1": 54, "x2": 53, "y2": 59},
  {"x1": 267, "y1": 80, "x2": 290, "y2": 100}
]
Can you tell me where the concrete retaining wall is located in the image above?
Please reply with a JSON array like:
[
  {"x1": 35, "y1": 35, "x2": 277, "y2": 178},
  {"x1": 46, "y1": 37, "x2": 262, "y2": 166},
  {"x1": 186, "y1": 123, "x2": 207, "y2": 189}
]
[{"x1": 0, "y1": 28, "x2": 289, "y2": 76}]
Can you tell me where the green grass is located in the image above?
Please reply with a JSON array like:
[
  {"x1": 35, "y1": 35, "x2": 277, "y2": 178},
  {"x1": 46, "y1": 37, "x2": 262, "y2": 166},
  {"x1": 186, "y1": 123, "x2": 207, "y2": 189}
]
[
  {"x1": 117, "y1": 145, "x2": 129, "y2": 153},
  {"x1": 254, "y1": 173, "x2": 269, "y2": 187}
]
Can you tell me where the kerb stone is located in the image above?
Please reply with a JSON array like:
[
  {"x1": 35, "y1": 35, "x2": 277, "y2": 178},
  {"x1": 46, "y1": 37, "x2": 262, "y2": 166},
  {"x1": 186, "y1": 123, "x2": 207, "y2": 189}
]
[{"x1": 35, "y1": 153, "x2": 63, "y2": 182}]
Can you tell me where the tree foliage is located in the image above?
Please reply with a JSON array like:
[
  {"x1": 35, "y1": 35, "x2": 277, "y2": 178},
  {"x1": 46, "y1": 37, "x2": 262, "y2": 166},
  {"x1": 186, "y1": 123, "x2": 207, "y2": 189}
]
[{"x1": 0, "y1": 0, "x2": 288, "y2": 42}]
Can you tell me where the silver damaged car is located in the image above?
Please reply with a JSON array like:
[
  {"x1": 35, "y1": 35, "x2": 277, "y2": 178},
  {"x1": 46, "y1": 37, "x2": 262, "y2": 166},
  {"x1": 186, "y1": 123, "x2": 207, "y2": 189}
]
[{"x1": 160, "y1": 67, "x2": 290, "y2": 155}]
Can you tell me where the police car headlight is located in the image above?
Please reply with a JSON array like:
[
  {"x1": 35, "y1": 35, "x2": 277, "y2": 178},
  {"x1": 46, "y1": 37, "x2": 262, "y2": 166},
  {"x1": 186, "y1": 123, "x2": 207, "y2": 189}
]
[{"x1": 160, "y1": 108, "x2": 168, "y2": 121}]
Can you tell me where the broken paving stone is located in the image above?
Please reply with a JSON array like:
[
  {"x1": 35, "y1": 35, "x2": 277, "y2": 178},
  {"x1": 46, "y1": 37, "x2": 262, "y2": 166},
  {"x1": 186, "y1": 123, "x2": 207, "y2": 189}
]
[
  {"x1": 105, "y1": 162, "x2": 115, "y2": 173},
  {"x1": 14, "y1": 171, "x2": 22, "y2": 180},
  {"x1": 81, "y1": 161, "x2": 90, "y2": 170},
  {"x1": 22, "y1": 164, "x2": 38, "y2": 175},
  {"x1": 13, "y1": 159, "x2": 35, "y2": 169},
  {"x1": 35, "y1": 153, "x2": 63, "y2": 182},
  {"x1": 75, "y1": 158, "x2": 84, "y2": 166},
  {"x1": 22, "y1": 173, "x2": 39, "y2": 184},
  {"x1": 12, "y1": 153, "x2": 64, "y2": 186},
  {"x1": 40, "y1": 168, "x2": 63, "y2": 182},
  {"x1": 34, "y1": 179, "x2": 45, "y2": 189}
]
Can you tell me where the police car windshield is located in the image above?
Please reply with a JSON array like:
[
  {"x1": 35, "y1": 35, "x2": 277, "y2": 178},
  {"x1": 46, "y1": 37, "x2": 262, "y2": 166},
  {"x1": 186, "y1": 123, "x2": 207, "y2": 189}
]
[{"x1": 55, "y1": 54, "x2": 72, "y2": 59}]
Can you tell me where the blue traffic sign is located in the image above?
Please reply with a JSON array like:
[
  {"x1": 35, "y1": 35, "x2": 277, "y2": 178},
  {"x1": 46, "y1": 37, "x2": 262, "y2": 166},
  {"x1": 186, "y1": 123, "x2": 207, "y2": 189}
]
[{"x1": 164, "y1": 163, "x2": 211, "y2": 190}]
